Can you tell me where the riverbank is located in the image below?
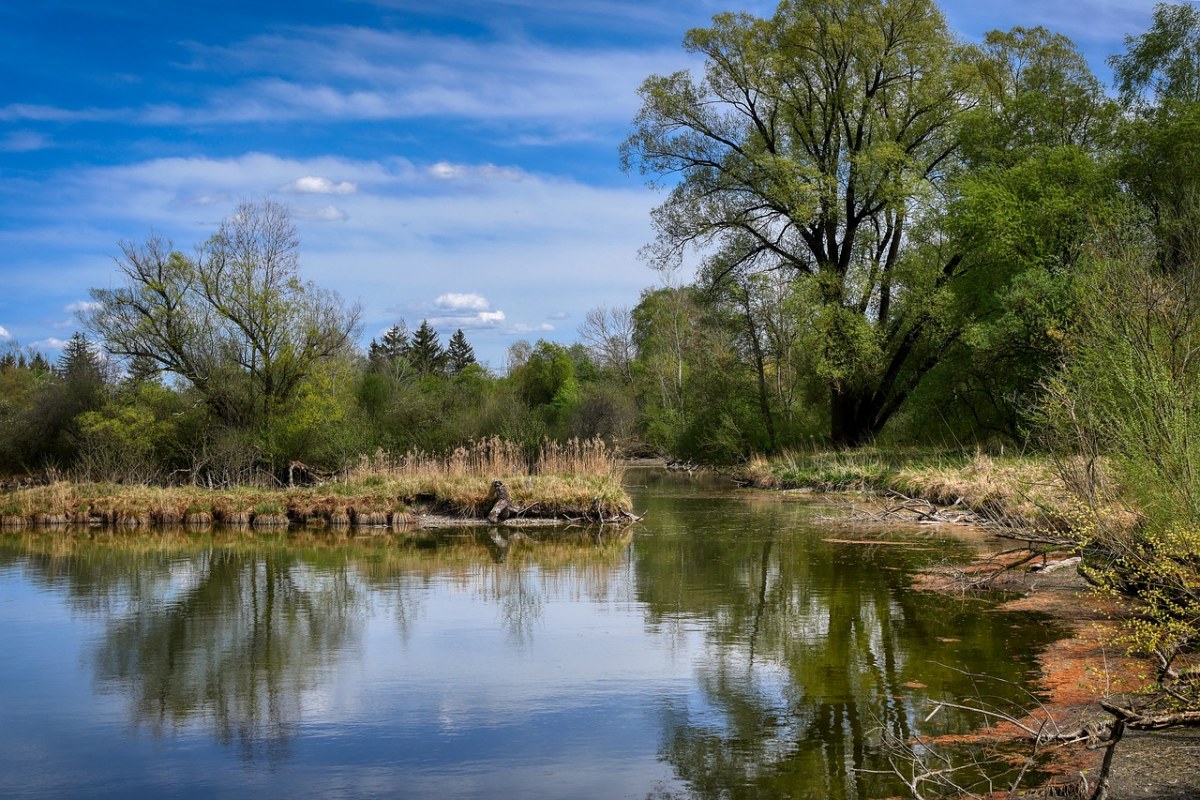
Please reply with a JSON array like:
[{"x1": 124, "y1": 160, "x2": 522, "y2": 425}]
[
  {"x1": 0, "y1": 439, "x2": 633, "y2": 529},
  {"x1": 735, "y1": 448, "x2": 1072, "y2": 528},
  {"x1": 743, "y1": 447, "x2": 1200, "y2": 799},
  {"x1": 911, "y1": 543, "x2": 1200, "y2": 800},
  {"x1": 0, "y1": 473, "x2": 632, "y2": 529}
]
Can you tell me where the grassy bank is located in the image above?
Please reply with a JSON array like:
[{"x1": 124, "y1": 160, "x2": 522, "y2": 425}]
[
  {"x1": 735, "y1": 448, "x2": 1071, "y2": 528},
  {"x1": 0, "y1": 437, "x2": 631, "y2": 529}
]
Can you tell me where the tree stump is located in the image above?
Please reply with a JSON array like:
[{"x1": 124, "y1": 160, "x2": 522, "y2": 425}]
[{"x1": 487, "y1": 479, "x2": 521, "y2": 523}]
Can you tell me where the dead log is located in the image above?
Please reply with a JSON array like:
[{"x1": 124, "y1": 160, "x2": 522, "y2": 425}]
[{"x1": 487, "y1": 479, "x2": 522, "y2": 523}]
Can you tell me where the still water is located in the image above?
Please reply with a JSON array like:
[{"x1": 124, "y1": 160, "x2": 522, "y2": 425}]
[{"x1": 0, "y1": 470, "x2": 1058, "y2": 799}]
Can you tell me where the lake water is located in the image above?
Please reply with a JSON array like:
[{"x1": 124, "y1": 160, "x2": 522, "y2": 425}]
[{"x1": 0, "y1": 469, "x2": 1058, "y2": 799}]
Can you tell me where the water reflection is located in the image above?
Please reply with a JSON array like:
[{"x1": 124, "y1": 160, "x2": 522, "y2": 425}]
[
  {"x1": 632, "y1": 472, "x2": 1059, "y2": 799},
  {"x1": 3, "y1": 529, "x2": 631, "y2": 769},
  {"x1": 0, "y1": 475, "x2": 1058, "y2": 800}
]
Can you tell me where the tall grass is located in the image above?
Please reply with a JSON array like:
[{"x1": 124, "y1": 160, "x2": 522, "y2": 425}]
[
  {"x1": 0, "y1": 437, "x2": 630, "y2": 527},
  {"x1": 348, "y1": 436, "x2": 620, "y2": 481},
  {"x1": 736, "y1": 446, "x2": 1068, "y2": 526}
]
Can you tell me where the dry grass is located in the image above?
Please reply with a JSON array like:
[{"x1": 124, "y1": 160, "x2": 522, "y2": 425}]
[
  {"x1": 0, "y1": 437, "x2": 630, "y2": 529},
  {"x1": 736, "y1": 448, "x2": 1073, "y2": 528},
  {"x1": 893, "y1": 454, "x2": 1070, "y2": 527}
]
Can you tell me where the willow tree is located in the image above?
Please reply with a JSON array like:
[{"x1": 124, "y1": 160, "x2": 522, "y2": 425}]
[
  {"x1": 86, "y1": 200, "x2": 361, "y2": 430},
  {"x1": 622, "y1": 0, "x2": 975, "y2": 445}
]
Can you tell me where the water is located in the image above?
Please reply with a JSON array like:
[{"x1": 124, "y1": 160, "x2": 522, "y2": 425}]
[{"x1": 0, "y1": 470, "x2": 1058, "y2": 799}]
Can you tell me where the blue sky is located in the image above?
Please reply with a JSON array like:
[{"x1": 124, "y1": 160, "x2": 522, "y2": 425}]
[{"x1": 0, "y1": 0, "x2": 1163, "y2": 369}]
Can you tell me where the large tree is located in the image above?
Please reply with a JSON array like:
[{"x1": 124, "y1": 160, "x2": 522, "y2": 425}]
[
  {"x1": 622, "y1": 0, "x2": 976, "y2": 445},
  {"x1": 1110, "y1": 3, "x2": 1200, "y2": 271},
  {"x1": 86, "y1": 200, "x2": 361, "y2": 429}
]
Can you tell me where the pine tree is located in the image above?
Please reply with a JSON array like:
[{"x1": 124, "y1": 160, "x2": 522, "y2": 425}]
[
  {"x1": 58, "y1": 331, "x2": 103, "y2": 383},
  {"x1": 406, "y1": 320, "x2": 447, "y2": 375},
  {"x1": 447, "y1": 329, "x2": 476, "y2": 375},
  {"x1": 369, "y1": 323, "x2": 409, "y2": 373},
  {"x1": 380, "y1": 323, "x2": 408, "y2": 361},
  {"x1": 125, "y1": 353, "x2": 161, "y2": 384}
]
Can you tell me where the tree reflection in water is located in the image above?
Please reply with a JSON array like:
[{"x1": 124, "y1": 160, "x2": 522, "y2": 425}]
[
  {"x1": 97, "y1": 553, "x2": 355, "y2": 762},
  {"x1": 3, "y1": 529, "x2": 631, "y2": 766},
  {"x1": 0, "y1": 489, "x2": 1057, "y2": 800},
  {"x1": 633, "y1": 479, "x2": 1061, "y2": 800}
]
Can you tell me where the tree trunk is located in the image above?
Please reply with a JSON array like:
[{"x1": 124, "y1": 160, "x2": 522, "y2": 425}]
[
  {"x1": 830, "y1": 386, "x2": 884, "y2": 447},
  {"x1": 742, "y1": 290, "x2": 778, "y2": 452}
]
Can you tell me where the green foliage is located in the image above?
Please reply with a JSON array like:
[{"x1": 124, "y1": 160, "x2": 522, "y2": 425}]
[
  {"x1": 623, "y1": 0, "x2": 975, "y2": 445},
  {"x1": 1110, "y1": 2, "x2": 1200, "y2": 107},
  {"x1": 1047, "y1": 229, "x2": 1200, "y2": 523},
  {"x1": 1042, "y1": 220, "x2": 1200, "y2": 702},
  {"x1": 513, "y1": 340, "x2": 576, "y2": 408},
  {"x1": 960, "y1": 26, "x2": 1115, "y2": 166},
  {"x1": 86, "y1": 200, "x2": 361, "y2": 429},
  {"x1": 262, "y1": 356, "x2": 370, "y2": 471},
  {"x1": 406, "y1": 320, "x2": 447, "y2": 376},
  {"x1": 1116, "y1": 103, "x2": 1200, "y2": 271},
  {"x1": 446, "y1": 329, "x2": 476, "y2": 375}
]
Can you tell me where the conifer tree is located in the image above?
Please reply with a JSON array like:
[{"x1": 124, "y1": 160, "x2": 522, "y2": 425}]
[
  {"x1": 125, "y1": 353, "x2": 161, "y2": 384},
  {"x1": 368, "y1": 322, "x2": 409, "y2": 372},
  {"x1": 406, "y1": 320, "x2": 447, "y2": 375},
  {"x1": 58, "y1": 331, "x2": 103, "y2": 383},
  {"x1": 380, "y1": 323, "x2": 408, "y2": 361},
  {"x1": 447, "y1": 329, "x2": 477, "y2": 375}
]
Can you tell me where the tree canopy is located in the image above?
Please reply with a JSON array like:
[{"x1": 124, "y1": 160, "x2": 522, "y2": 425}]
[
  {"x1": 623, "y1": 0, "x2": 976, "y2": 444},
  {"x1": 86, "y1": 200, "x2": 361, "y2": 429}
]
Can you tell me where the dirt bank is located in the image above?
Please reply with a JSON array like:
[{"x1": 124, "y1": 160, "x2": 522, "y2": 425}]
[{"x1": 918, "y1": 538, "x2": 1199, "y2": 799}]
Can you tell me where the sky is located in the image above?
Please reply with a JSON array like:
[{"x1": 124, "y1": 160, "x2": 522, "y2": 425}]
[{"x1": 0, "y1": 0, "x2": 1165, "y2": 370}]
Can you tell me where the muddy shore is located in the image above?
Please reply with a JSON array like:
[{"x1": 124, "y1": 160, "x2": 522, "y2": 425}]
[{"x1": 916, "y1": 532, "x2": 1200, "y2": 799}]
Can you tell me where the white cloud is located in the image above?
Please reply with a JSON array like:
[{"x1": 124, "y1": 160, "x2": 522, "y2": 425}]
[
  {"x1": 4, "y1": 152, "x2": 658, "y2": 367},
  {"x1": 299, "y1": 204, "x2": 349, "y2": 222},
  {"x1": 283, "y1": 175, "x2": 358, "y2": 194},
  {"x1": 30, "y1": 337, "x2": 67, "y2": 351},
  {"x1": 0, "y1": 325, "x2": 10, "y2": 340},
  {"x1": 511, "y1": 322, "x2": 555, "y2": 333},
  {"x1": 0, "y1": 131, "x2": 51, "y2": 152},
  {"x1": 428, "y1": 162, "x2": 525, "y2": 182},
  {"x1": 0, "y1": 103, "x2": 115, "y2": 122},
  {"x1": 23, "y1": 25, "x2": 698, "y2": 131},
  {"x1": 429, "y1": 162, "x2": 462, "y2": 180},
  {"x1": 64, "y1": 300, "x2": 102, "y2": 314},
  {"x1": 176, "y1": 193, "x2": 229, "y2": 207},
  {"x1": 435, "y1": 293, "x2": 490, "y2": 311},
  {"x1": 426, "y1": 310, "x2": 507, "y2": 329}
]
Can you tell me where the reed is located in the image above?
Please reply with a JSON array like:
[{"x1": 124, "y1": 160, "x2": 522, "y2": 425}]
[
  {"x1": 0, "y1": 438, "x2": 630, "y2": 529},
  {"x1": 736, "y1": 447, "x2": 1071, "y2": 527}
]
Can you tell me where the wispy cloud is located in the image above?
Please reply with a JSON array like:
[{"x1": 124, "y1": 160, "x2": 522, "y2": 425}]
[
  {"x1": 0, "y1": 151, "x2": 656, "y2": 365},
  {"x1": 298, "y1": 204, "x2": 349, "y2": 222},
  {"x1": 4, "y1": 25, "x2": 696, "y2": 131},
  {"x1": 64, "y1": 300, "x2": 102, "y2": 314},
  {"x1": 428, "y1": 162, "x2": 525, "y2": 182},
  {"x1": 282, "y1": 176, "x2": 357, "y2": 194},
  {"x1": 0, "y1": 131, "x2": 51, "y2": 152},
  {"x1": 0, "y1": 325, "x2": 10, "y2": 340},
  {"x1": 943, "y1": 0, "x2": 1156, "y2": 46},
  {"x1": 0, "y1": 103, "x2": 116, "y2": 122},
  {"x1": 426, "y1": 310, "x2": 508, "y2": 330},
  {"x1": 30, "y1": 337, "x2": 67, "y2": 351},
  {"x1": 436, "y1": 293, "x2": 490, "y2": 311}
]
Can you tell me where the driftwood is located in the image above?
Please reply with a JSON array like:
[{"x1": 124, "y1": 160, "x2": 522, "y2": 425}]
[
  {"x1": 287, "y1": 460, "x2": 336, "y2": 488},
  {"x1": 487, "y1": 479, "x2": 521, "y2": 523},
  {"x1": 843, "y1": 490, "x2": 989, "y2": 527}
]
